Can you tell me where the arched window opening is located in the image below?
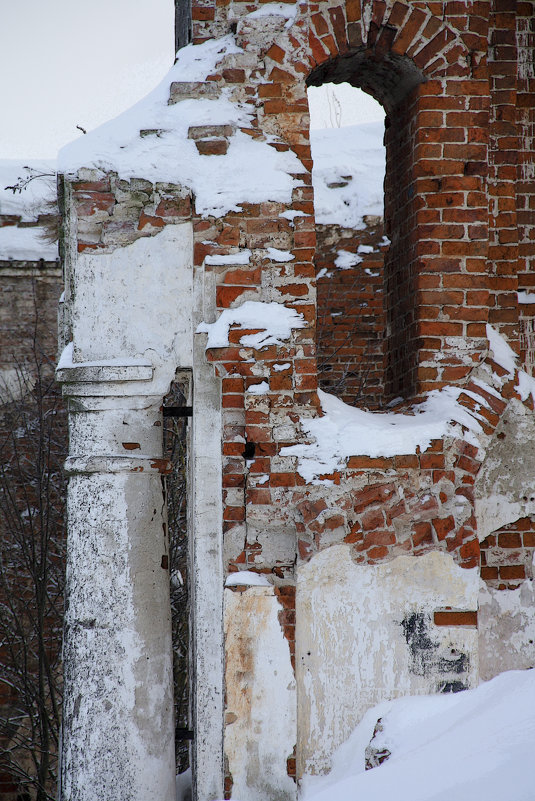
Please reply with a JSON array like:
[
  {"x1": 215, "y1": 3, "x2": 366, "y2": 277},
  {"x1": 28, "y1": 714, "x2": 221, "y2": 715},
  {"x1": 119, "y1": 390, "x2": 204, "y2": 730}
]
[
  {"x1": 308, "y1": 53, "x2": 426, "y2": 406},
  {"x1": 308, "y1": 83, "x2": 387, "y2": 409}
]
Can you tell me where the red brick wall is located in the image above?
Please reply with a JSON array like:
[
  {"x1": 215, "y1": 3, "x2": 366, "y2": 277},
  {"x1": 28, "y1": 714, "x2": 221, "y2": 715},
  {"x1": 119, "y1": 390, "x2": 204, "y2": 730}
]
[
  {"x1": 315, "y1": 220, "x2": 387, "y2": 408},
  {"x1": 481, "y1": 517, "x2": 535, "y2": 590}
]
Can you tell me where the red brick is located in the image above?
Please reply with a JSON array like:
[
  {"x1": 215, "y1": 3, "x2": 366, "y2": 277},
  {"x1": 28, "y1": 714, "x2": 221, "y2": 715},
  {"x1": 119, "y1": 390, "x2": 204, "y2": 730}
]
[{"x1": 434, "y1": 610, "x2": 478, "y2": 626}]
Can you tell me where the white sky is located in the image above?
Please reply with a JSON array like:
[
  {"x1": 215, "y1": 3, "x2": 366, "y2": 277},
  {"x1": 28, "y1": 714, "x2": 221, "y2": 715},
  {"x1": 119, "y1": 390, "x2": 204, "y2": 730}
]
[
  {"x1": 1, "y1": 1, "x2": 383, "y2": 160},
  {"x1": 1, "y1": 0, "x2": 175, "y2": 159}
]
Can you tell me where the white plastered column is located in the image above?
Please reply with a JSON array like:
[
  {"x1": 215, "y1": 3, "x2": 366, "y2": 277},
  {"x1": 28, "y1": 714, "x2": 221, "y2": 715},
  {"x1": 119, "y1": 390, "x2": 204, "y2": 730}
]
[
  {"x1": 56, "y1": 364, "x2": 176, "y2": 801},
  {"x1": 57, "y1": 214, "x2": 226, "y2": 800}
]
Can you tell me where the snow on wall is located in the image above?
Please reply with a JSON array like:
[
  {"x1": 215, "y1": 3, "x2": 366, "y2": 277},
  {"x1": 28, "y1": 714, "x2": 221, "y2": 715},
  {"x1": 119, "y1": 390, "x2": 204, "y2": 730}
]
[
  {"x1": 296, "y1": 546, "x2": 479, "y2": 776},
  {"x1": 224, "y1": 586, "x2": 296, "y2": 801},
  {"x1": 196, "y1": 300, "x2": 305, "y2": 349},
  {"x1": 283, "y1": 387, "x2": 484, "y2": 483},
  {"x1": 58, "y1": 37, "x2": 305, "y2": 218}
]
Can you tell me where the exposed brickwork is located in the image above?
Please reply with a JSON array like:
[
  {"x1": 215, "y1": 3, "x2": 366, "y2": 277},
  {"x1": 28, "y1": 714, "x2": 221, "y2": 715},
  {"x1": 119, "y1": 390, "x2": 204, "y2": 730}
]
[
  {"x1": 70, "y1": 173, "x2": 192, "y2": 253},
  {"x1": 481, "y1": 516, "x2": 535, "y2": 589},
  {"x1": 275, "y1": 585, "x2": 296, "y2": 671},
  {"x1": 58, "y1": 1, "x2": 535, "y2": 585},
  {"x1": 316, "y1": 219, "x2": 387, "y2": 407}
]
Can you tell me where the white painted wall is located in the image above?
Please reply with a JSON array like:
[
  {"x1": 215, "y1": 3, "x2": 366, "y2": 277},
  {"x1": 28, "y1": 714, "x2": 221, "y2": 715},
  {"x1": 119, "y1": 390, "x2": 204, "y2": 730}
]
[
  {"x1": 296, "y1": 547, "x2": 479, "y2": 777},
  {"x1": 224, "y1": 587, "x2": 297, "y2": 801}
]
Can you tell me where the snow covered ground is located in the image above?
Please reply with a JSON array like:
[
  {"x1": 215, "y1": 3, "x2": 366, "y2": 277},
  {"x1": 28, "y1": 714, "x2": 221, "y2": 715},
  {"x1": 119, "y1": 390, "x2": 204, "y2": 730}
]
[
  {"x1": 0, "y1": 160, "x2": 58, "y2": 260},
  {"x1": 310, "y1": 120, "x2": 385, "y2": 228},
  {"x1": 301, "y1": 668, "x2": 535, "y2": 801},
  {"x1": 176, "y1": 669, "x2": 535, "y2": 801}
]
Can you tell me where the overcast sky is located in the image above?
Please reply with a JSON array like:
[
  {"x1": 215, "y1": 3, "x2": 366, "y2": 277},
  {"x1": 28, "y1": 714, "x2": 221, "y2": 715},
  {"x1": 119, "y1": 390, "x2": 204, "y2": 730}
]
[
  {"x1": 1, "y1": 1, "x2": 383, "y2": 161},
  {"x1": 1, "y1": 0, "x2": 174, "y2": 159}
]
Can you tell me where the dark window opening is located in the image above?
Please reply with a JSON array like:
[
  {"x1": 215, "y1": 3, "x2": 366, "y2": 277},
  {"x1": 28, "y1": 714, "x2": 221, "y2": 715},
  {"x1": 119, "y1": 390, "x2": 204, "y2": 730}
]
[{"x1": 163, "y1": 373, "x2": 191, "y2": 774}]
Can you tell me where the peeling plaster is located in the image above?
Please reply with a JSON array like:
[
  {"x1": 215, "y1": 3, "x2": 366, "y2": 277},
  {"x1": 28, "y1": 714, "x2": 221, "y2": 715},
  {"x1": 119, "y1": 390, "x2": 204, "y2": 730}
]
[
  {"x1": 296, "y1": 547, "x2": 479, "y2": 777},
  {"x1": 69, "y1": 223, "x2": 193, "y2": 393},
  {"x1": 60, "y1": 473, "x2": 175, "y2": 801},
  {"x1": 224, "y1": 587, "x2": 297, "y2": 801},
  {"x1": 475, "y1": 399, "x2": 535, "y2": 542},
  {"x1": 479, "y1": 579, "x2": 535, "y2": 681}
]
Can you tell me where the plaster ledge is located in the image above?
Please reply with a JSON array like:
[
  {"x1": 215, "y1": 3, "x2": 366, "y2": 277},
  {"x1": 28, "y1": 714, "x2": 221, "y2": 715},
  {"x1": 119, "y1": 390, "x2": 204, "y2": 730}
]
[{"x1": 64, "y1": 455, "x2": 172, "y2": 475}]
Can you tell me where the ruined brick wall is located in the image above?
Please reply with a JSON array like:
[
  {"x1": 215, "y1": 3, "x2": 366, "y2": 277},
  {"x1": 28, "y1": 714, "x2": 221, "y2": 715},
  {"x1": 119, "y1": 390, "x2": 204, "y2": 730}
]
[
  {"x1": 0, "y1": 266, "x2": 62, "y2": 376},
  {"x1": 58, "y1": 0, "x2": 535, "y2": 794}
]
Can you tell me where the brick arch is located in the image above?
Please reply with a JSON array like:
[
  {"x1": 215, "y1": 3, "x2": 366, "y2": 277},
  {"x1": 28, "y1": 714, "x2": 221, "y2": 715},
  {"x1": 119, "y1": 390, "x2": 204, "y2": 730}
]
[
  {"x1": 360, "y1": 0, "x2": 469, "y2": 80},
  {"x1": 306, "y1": 1, "x2": 487, "y2": 402},
  {"x1": 306, "y1": 1, "x2": 469, "y2": 94}
]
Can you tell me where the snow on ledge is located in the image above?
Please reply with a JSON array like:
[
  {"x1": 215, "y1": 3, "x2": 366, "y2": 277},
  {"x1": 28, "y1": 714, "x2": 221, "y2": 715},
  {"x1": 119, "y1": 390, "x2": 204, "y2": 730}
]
[
  {"x1": 283, "y1": 326, "x2": 535, "y2": 483},
  {"x1": 225, "y1": 571, "x2": 271, "y2": 587},
  {"x1": 267, "y1": 247, "x2": 295, "y2": 263},
  {"x1": 301, "y1": 669, "x2": 535, "y2": 801},
  {"x1": 58, "y1": 36, "x2": 306, "y2": 218},
  {"x1": 57, "y1": 341, "x2": 152, "y2": 370},
  {"x1": 196, "y1": 300, "x2": 305, "y2": 349},
  {"x1": 486, "y1": 323, "x2": 535, "y2": 403},
  {"x1": 518, "y1": 291, "x2": 535, "y2": 304},
  {"x1": 245, "y1": 2, "x2": 298, "y2": 27},
  {"x1": 486, "y1": 322, "x2": 517, "y2": 376},
  {"x1": 282, "y1": 388, "x2": 485, "y2": 483},
  {"x1": 205, "y1": 250, "x2": 251, "y2": 266}
]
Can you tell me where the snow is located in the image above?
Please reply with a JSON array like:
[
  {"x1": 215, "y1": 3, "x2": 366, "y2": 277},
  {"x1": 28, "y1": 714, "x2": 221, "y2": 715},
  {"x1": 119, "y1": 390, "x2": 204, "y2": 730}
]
[
  {"x1": 0, "y1": 224, "x2": 58, "y2": 261},
  {"x1": 0, "y1": 160, "x2": 56, "y2": 220},
  {"x1": 196, "y1": 300, "x2": 305, "y2": 349},
  {"x1": 225, "y1": 571, "x2": 271, "y2": 587},
  {"x1": 247, "y1": 381, "x2": 269, "y2": 395},
  {"x1": 279, "y1": 209, "x2": 306, "y2": 224},
  {"x1": 486, "y1": 322, "x2": 517, "y2": 376},
  {"x1": 335, "y1": 249, "x2": 363, "y2": 269},
  {"x1": 205, "y1": 250, "x2": 251, "y2": 265},
  {"x1": 267, "y1": 246, "x2": 295, "y2": 262},
  {"x1": 282, "y1": 324, "x2": 534, "y2": 482},
  {"x1": 175, "y1": 768, "x2": 192, "y2": 801},
  {"x1": 0, "y1": 160, "x2": 58, "y2": 260},
  {"x1": 302, "y1": 668, "x2": 535, "y2": 801},
  {"x1": 273, "y1": 362, "x2": 291, "y2": 371},
  {"x1": 282, "y1": 387, "x2": 484, "y2": 482},
  {"x1": 57, "y1": 341, "x2": 151, "y2": 370},
  {"x1": 59, "y1": 36, "x2": 305, "y2": 218},
  {"x1": 310, "y1": 121, "x2": 385, "y2": 228},
  {"x1": 518, "y1": 291, "x2": 535, "y2": 304},
  {"x1": 245, "y1": 2, "x2": 298, "y2": 27},
  {"x1": 485, "y1": 324, "x2": 535, "y2": 402},
  {"x1": 516, "y1": 370, "x2": 535, "y2": 404}
]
